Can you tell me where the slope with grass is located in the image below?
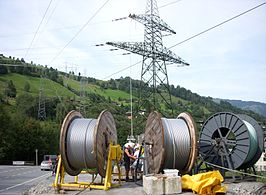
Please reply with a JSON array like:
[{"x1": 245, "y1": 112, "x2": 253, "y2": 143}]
[
  {"x1": 0, "y1": 73, "x2": 76, "y2": 98},
  {"x1": 63, "y1": 77, "x2": 134, "y2": 101}
]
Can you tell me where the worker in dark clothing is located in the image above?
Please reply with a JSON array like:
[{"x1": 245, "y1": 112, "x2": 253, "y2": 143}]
[
  {"x1": 52, "y1": 155, "x2": 59, "y2": 176},
  {"x1": 124, "y1": 143, "x2": 136, "y2": 181}
]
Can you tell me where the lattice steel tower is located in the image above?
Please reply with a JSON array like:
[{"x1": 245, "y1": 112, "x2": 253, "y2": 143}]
[
  {"x1": 79, "y1": 76, "x2": 87, "y2": 116},
  {"x1": 38, "y1": 75, "x2": 46, "y2": 120},
  {"x1": 107, "y1": 0, "x2": 189, "y2": 115}
]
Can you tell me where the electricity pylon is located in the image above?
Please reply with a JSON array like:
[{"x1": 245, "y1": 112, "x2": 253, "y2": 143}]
[
  {"x1": 106, "y1": 0, "x2": 189, "y2": 116},
  {"x1": 79, "y1": 76, "x2": 87, "y2": 116},
  {"x1": 38, "y1": 75, "x2": 46, "y2": 120}
]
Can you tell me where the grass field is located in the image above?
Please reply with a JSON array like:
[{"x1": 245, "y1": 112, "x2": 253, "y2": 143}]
[
  {"x1": 63, "y1": 77, "x2": 133, "y2": 101},
  {"x1": 0, "y1": 73, "x2": 76, "y2": 98}
]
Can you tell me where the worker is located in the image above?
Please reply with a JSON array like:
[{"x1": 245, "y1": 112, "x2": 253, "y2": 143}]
[
  {"x1": 124, "y1": 142, "x2": 136, "y2": 181},
  {"x1": 131, "y1": 144, "x2": 144, "y2": 180},
  {"x1": 52, "y1": 155, "x2": 59, "y2": 176}
]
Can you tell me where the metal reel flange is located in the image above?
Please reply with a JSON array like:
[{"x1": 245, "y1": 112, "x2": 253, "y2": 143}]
[{"x1": 199, "y1": 112, "x2": 259, "y2": 170}]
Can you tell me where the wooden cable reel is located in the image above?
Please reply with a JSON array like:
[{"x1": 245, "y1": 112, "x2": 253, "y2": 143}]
[
  {"x1": 60, "y1": 110, "x2": 117, "y2": 177},
  {"x1": 144, "y1": 111, "x2": 197, "y2": 174}
]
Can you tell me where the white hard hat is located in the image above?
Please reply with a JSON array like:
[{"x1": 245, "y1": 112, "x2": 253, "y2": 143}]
[{"x1": 124, "y1": 142, "x2": 135, "y2": 148}]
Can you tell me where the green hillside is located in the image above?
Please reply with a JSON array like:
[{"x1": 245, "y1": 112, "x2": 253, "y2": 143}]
[
  {"x1": 0, "y1": 73, "x2": 76, "y2": 98},
  {"x1": 64, "y1": 77, "x2": 133, "y2": 101}
]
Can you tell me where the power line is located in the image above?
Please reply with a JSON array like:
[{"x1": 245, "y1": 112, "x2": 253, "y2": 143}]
[
  {"x1": 103, "y1": 1, "x2": 266, "y2": 80},
  {"x1": 1, "y1": 32, "x2": 143, "y2": 52},
  {"x1": 49, "y1": 0, "x2": 110, "y2": 65},
  {"x1": 24, "y1": 0, "x2": 53, "y2": 58},
  {"x1": 0, "y1": 19, "x2": 113, "y2": 39},
  {"x1": 168, "y1": 1, "x2": 266, "y2": 49},
  {"x1": 42, "y1": 0, "x2": 61, "y2": 29},
  {"x1": 158, "y1": 0, "x2": 183, "y2": 9},
  {"x1": 103, "y1": 60, "x2": 141, "y2": 80},
  {"x1": 0, "y1": 1, "x2": 181, "y2": 39}
]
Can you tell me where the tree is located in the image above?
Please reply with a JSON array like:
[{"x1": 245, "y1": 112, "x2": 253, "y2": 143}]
[
  {"x1": 5, "y1": 80, "x2": 16, "y2": 98},
  {"x1": 16, "y1": 93, "x2": 37, "y2": 117},
  {"x1": 24, "y1": 81, "x2": 30, "y2": 92},
  {"x1": 57, "y1": 76, "x2": 64, "y2": 86},
  {"x1": 0, "y1": 65, "x2": 8, "y2": 74}
]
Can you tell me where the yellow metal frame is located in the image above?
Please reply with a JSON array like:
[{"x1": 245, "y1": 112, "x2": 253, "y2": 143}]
[{"x1": 53, "y1": 143, "x2": 122, "y2": 191}]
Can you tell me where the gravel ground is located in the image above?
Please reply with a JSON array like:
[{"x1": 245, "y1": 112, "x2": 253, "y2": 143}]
[
  {"x1": 226, "y1": 181, "x2": 266, "y2": 195},
  {"x1": 26, "y1": 174, "x2": 266, "y2": 195}
]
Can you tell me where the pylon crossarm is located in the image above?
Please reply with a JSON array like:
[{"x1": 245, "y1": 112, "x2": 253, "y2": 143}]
[
  {"x1": 106, "y1": 41, "x2": 189, "y2": 65},
  {"x1": 129, "y1": 14, "x2": 176, "y2": 34}
]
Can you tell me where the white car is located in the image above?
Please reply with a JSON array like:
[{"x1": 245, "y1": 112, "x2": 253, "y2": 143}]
[{"x1": 40, "y1": 160, "x2": 53, "y2": 171}]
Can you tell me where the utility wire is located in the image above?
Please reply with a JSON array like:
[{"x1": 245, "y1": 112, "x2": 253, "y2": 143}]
[
  {"x1": 49, "y1": 0, "x2": 110, "y2": 65},
  {"x1": 168, "y1": 1, "x2": 266, "y2": 49},
  {"x1": 159, "y1": 0, "x2": 183, "y2": 9},
  {"x1": 0, "y1": 0, "x2": 180, "y2": 39},
  {"x1": 103, "y1": 60, "x2": 141, "y2": 80},
  {"x1": 204, "y1": 161, "x2": 266, "y2": 179},
  {"x1": 24, "y1": 0, "x2": 53, "y2": 58},
  {"x1": 0, "y1": 19, "x2": 112, "y2": 39},
  {"x1": 42, "y1": 0, "x2": 61, "y2": 29},
  {"x1": 103, "y1": 1, "x2": 266, "y2": 80}
]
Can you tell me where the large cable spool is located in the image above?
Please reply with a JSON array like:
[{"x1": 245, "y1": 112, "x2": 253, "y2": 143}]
[
  {"x1": 144, "y1": 111, "x2": 197, "y2": 174},
  {"x1": 199, "y1": 112, "x2": 264, "y2": 170},
  {"x1": 60, "y1": 110, "x2": 117, "y2": 177}
]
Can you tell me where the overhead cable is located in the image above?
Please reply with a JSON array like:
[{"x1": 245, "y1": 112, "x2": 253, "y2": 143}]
[
  {"x1": 103, "y1": 60, "x2": 141, "y2": 80},
  {"x1": 24, "y1": 0, "x2": 53, "y2": 58},
  {"x1": 168, "y1": 1, "x2": 266, "y2": 49},
  {"x1": 49, "y1": 0, "x2": 110, "y2": 65},
  {"x1": 0, "y1": 1, "x2": 181, "y2": 39},
  {"x1": 158, "y1": 0, "x2": 183, "y2": 9}
]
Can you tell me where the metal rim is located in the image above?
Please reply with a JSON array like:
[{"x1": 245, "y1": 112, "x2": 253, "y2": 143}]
[{"x1": 60, "y1": 110, "x2": 83, "y2": 176}]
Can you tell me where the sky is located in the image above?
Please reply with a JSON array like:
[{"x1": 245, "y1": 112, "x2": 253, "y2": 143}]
[{"x1": 0, "y1": 0, "x2": 265, "y2": 103}]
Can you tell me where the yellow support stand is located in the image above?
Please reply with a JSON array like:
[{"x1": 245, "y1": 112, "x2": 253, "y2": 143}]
[{"x1": 53, "y1": 143, "x2": 122, "y2": 191}]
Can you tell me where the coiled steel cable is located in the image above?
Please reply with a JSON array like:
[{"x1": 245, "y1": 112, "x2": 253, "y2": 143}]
[
  {"x1": 242, "y1": 120, "x2": 258, "y2": 164},
  {"x1": 162, "y1": 118, "x2": 191, "y2": 170},
  {"x1": 66, "y1": 118, "x2": 97, "y2": 169}
]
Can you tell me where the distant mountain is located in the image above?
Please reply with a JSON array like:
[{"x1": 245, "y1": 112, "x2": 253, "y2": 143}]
[{"x1": 220, "y1": 99, "x2": 266, "y2": 117}]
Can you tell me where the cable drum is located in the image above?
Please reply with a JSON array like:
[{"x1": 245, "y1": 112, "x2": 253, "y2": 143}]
[
  {"x1": 60, "y1": 110, "x2": 117, "y2": 177},
  {"x1": 199, "y1": 112, "x2": 264, "y2": 170},
  {"x1": 144, "y1": 111, "x2": 197, "y2": 174}
]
